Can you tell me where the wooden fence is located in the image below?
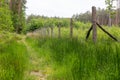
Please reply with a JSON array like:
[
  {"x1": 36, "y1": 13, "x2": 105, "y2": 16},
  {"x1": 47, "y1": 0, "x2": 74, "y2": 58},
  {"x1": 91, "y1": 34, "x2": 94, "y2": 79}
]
[{"x1": 27, "y1": 6, "x2": 118, "y2": 42}]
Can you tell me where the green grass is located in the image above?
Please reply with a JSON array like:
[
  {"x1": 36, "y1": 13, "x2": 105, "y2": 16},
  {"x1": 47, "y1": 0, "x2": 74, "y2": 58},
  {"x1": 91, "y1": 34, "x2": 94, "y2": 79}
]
[
  {"x1": 26, "y1": 26, "x2": 120, "y2": 80},
  {"x1": 0, "y1": 33, "x2": 28, "y2": 80}
]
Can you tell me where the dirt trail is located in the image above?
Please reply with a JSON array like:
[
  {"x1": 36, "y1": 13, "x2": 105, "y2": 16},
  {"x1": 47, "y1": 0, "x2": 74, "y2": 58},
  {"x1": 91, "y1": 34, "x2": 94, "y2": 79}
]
[{"x1": 22, "y1": 36, "x2": 47, "y2": 80}]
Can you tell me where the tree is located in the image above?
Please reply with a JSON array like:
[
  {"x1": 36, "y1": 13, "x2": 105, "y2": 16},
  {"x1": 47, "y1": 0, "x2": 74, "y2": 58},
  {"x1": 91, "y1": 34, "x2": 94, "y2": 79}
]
[
  {"x1": 72, "y1": 11, "x2": 91, "y2": 23},
  {"x1": 105, "y1": 0, "x2": 116, "y2": 26},
  {"x1": 25, "y1": 19, "x2": 44, "y2": 32},
  {"x1": 0, "y1": 0, "x2": 13, "y2": 32},
  {"x1": 9, "y1": 0, "x2": 26, "y2": 33}
]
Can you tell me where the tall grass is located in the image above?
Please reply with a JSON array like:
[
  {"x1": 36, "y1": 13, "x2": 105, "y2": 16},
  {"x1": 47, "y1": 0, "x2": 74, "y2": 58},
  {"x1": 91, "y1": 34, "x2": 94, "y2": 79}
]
[
  {"x1": 0, "y1": 34, "x2": 28, "y2": 80},
  {"x1": 26, "y1": 26, "x2": 120, "y2": 80}
]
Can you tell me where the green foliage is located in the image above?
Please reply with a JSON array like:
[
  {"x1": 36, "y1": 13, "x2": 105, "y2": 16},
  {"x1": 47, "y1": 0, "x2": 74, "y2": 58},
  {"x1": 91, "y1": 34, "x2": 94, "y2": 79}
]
[
  {"x1": 0, "y1": 40, "x2": 28, "y2": 80},
  {"x1": 55, "y1": 18, "x2": 70, "y2": 27},
  {"x1": 26, "y1": 26, "x2": 120, "y2": 80},
  {"x1": 105, "y1": 0, "x2": 115, "y2": 11},
  {"x1": 73, "y1": 21, "x2": 91, "y2": 29},
  {"x1": 105, "y1": 0, "x2": 116, "y2": 18},
  {"x1": 10, "y1": 0, "x2": 26, "y2": 33},
  {"x1": 44, "y1": 18, "x2": 55, "y2": 28},
  {"x1": 28, "y1": 37, "x2": 120, "y2": 80},
  {"x1": 0, "y1": 31, "x2": 28, "y2": 80},
  {"x1": 72, "y1": 11, "x2": 91, "y2": 23},
  {"x1": 12, "y1": 13, "x2": 26, "y2": 33},
  {"x1": 25, "y1": 17, "x2": 70, "y2": 32},
  {"x1": 0, "y1": 0, "x2": 13, "y2": 32},
  {"x1": 25, "y1": 19, "x2": 44, "y2": 32}
]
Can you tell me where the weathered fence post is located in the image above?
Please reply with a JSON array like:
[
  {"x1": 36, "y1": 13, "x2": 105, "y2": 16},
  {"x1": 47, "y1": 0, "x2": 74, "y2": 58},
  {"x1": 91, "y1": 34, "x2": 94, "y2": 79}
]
[
  {"x1": 51, "y1": 27, "x2": 54, "y2": 37},
  {"x1": 92, "y1": 6, "x2": 97, "y2": 42},
  {"x1": 70, "y1": 18, "x2": 73, "y2": 38},
  {"x1": 45, "y1": 28, "x2": 47, "y2": 37},
  {"x1": 43, "y1": 28, "x2": 46, "y2": 37},
  {"x1": 86, "y1": 6, "x2": 118, "y2": 42},
  {"x1": 47, "y1": 28, "x2": 50, "y2": 37},
  {"x1": 58, "y1": 25, "x2": 61, "y2": 38},
  {"x1": 116, "y1": 9, "x2": 119, "y2": 26}
]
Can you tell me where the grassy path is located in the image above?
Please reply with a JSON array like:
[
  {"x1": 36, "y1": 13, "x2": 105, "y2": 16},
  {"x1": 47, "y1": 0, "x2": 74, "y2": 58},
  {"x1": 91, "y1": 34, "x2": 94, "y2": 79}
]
[{"x1": 22, "y1": 36, "x2": 47, "y2": 80}]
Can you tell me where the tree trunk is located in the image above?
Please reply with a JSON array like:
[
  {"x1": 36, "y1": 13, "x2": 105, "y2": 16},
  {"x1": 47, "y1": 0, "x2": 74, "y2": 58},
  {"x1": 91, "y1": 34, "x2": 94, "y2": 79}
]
[
  {"x1": 18, "y1": 0, "x2": 22, "y2": 14},
  {"x1": 108, "y1": 13, "x2": 112, "y2": 27},
  {"x1": 116, "y1": 9, "x2": 119, "y2": 26},
  {"x1": 9, "y1": 0, "x2": 12, "y2": 10},
  {"x1": 10, "y1": 0, "x2": 23, "y2": 34}
]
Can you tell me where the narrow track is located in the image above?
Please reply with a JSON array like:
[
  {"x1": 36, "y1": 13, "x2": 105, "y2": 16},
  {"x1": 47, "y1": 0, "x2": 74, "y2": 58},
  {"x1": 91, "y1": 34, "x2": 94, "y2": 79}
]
[{"x1": 22, "y1": 36, "x2": 47, "y2": 80}]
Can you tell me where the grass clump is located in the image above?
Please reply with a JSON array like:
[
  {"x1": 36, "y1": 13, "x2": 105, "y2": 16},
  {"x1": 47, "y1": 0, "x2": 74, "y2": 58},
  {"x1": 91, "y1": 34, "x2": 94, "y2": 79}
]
[
  {"x1": 27, "y1": 36, "x2": 120, "y2": 80},
  {"x1": 25, "y1": 26, "x2": 120, "y2": 80},
  {"x1": 0, "y1": 35, "x2": 28, "y2": 80}
]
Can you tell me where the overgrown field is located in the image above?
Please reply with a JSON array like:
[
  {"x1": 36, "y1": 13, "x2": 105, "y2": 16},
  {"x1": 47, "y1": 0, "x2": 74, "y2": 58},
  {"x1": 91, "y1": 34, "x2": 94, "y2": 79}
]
[
  {"x1": 0, "y1": 32, "x2": 28, "y2": 80},
  {"x1": 1, "y1": 25, "x2": 120, "y2": 80},
  {"x1": 26, "y1": 26, "x2": 120, "y2": 80}
]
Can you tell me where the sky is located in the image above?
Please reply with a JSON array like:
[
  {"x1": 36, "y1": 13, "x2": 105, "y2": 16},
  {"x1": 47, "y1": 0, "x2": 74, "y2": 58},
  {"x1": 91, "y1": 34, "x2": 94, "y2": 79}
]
[{"x1": 26, "y1": 0, "x2": 107, "y2": 18}]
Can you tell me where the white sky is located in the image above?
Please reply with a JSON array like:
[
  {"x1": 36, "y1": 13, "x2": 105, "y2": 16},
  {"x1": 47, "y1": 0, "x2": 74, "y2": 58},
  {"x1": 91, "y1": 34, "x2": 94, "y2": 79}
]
[{"x1": 26, "y1": 0, "x2": 115, "y2": 18}]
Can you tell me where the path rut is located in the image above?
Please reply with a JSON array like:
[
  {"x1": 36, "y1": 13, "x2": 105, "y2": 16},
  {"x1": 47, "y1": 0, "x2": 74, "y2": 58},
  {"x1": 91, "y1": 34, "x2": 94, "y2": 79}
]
[{"x1": 22, "y1": 36, "x2": 47, "y2": 80}]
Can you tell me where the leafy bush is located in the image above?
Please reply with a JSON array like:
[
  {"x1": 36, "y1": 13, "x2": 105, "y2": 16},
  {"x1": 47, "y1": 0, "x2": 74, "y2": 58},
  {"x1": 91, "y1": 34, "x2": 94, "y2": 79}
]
[
  {"x1": 25, "y1": 19, "x2": 44, "y2": 32},
  {"x1": 73, "y1": 21, "x2": 91, "y2": 29},
  {"x1": 25, "y1": 18, "x2": 70, "y2": 33}
]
